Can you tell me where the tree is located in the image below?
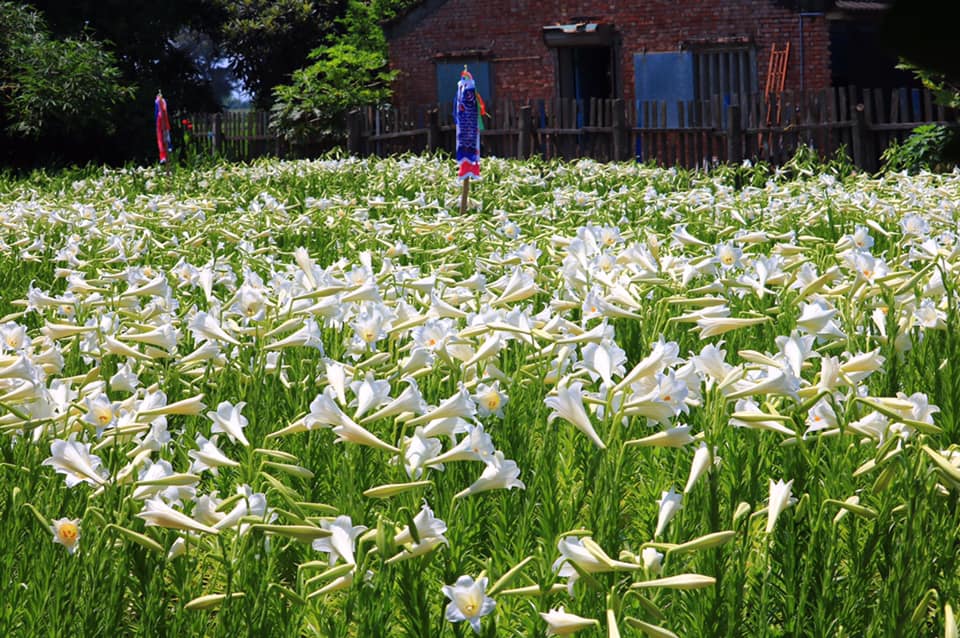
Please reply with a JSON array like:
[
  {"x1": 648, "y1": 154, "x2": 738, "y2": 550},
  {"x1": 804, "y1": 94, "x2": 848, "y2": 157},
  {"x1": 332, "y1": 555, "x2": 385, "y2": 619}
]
[
  {"x1": 212, "y1": 0, "x2": 348, "y2": 108},
  {"x1": 0, "y1": 2, "x2": 134, "y2": 164},
  {"x1": 269, "y1": 0, "x2": 413, "y2": 145},
  {"x1": 271, "y1": 43, "x2": 396, "y2": 145}
]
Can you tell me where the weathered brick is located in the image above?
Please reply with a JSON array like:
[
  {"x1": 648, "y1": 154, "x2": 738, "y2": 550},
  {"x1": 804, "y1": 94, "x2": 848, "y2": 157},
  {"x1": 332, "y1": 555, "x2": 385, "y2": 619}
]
[{"x1": 388, "y1": 0, "x2": 833, "y2": 108}]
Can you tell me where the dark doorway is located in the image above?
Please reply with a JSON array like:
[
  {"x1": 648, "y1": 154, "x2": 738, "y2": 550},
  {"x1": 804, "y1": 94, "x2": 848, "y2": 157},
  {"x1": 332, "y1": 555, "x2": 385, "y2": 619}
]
[{"x1": 558, "y1": 46, "x2": 614, "y2": 100}]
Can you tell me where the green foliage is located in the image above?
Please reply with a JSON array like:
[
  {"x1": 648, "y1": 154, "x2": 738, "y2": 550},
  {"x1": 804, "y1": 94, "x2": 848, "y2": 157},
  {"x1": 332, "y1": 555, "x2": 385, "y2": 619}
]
[
  {"x1": 881, "y1": 123, "x2": 956, "y2": 174},
  {"x1": 0, "y1": 2, "x2": 134, "y2": 138},
  {"x1": 270, "y1": 43, "x2": 396, "y2": 144},
  {"x1": 269, "y1": 0, "x2": 397, "y2": 144},
  {"x1": 213, "y1": 0, "x2": 347, "y2": 108},
  {"x1": 896, "y1": 61, "x2": 960, "y2": 110}
]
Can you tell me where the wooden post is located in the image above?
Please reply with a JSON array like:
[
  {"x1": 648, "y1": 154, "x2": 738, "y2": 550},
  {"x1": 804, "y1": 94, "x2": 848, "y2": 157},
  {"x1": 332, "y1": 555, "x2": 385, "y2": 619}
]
[
  {"x1": 518, "y1": 105, "x2": 532, "y2": 159},
  {"x1": 727, "y1": 104, "x2": 742, "y2": 165},
  {"x1": 426, "y1": 108, "x2": 441, "y2": 153},
  {"x1": 347, "y1": 110, "x2": 363, "y2": 156},
  {"x1": 852, "y1": 103, "x2": 867, "y2": 171},
  {"x1": 459, "y1": 179, "x2": 470, "y2": 215},
  {"x1": 612, "y1": 98, "x2": 627, "y2": 162},
  {"x1": 212, "y1": 113, "x2": 222, "y2": 158}
]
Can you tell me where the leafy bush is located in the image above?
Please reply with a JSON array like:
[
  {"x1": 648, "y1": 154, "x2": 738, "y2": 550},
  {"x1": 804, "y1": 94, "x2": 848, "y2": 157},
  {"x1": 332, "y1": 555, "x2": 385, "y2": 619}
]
[
  {"x1": 270, "y1": 43, "x2": 395, "y2": 144},
  {"x1": 269, "y1": 0, "x2": 398, "y2": 146},
  {"x1": 0, "y1": 2, "x2": 133, "y2": 138},
  {"x1": 881, "y1": 123, "x2": 956, "y2": 174}
]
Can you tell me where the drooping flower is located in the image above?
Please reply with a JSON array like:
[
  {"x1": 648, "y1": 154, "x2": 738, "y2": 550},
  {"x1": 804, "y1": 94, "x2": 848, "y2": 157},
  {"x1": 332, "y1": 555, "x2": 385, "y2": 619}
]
[
  {"x1": 43, "y1": 437, "x2": 109, "y2": 487},
  {"x1": 207, "y1": 400, "x2": 250, "y2": 447},
  {"x1": 655, "y1": 487, "x2": 682, "y2": 538},
  {"x1": 641, "y1": 547, "x2": 663, "y2": 575},
  {"x1": 313, "y1": 515, "x2": 367, "y2": 566},
  {"x1": 188, "y1": 434, "x2": 240, "y2": 475},
  {"x1": 454, "y1": 451, "x2": 525, "y2": 499},
  {"x1": 545, "y1": 381, "x2": 606, "y2": 449},
  {"x1": 766, "y1": 478, "x2": 795, "y2": 534}
]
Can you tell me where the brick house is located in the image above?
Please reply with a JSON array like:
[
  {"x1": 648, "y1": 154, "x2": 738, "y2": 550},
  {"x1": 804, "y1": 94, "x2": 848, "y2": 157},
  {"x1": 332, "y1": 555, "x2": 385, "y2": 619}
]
[{"x1": 385, "y1": 0, "x2": 902, "y2": 114}]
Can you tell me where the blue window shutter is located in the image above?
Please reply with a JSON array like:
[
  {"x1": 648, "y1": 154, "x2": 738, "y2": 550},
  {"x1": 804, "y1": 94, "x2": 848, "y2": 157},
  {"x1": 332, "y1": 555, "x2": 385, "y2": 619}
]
[
  {"x1": 633, "y1": 52, "x2": 694, "y2": 127},
  {"x1": 437, "y1": 61, "x2": 492, "y2": 105}
]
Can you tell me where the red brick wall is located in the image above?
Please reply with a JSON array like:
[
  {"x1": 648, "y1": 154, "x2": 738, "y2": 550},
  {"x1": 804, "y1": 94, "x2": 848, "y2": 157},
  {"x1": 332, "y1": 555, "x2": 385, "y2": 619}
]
[{"x1": 387, "y1": 0, "x2": 831, "y2": 108}]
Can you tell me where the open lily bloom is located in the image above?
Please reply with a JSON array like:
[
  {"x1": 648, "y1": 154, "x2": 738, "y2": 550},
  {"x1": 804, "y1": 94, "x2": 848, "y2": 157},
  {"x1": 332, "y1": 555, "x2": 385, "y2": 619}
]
[
  {"x1": 43, "y1": 437, "x2": 109, "y2": 487},
  {"x1": 51, "y1": 518, "x2": 81, "y2": 554},
  {"x1": 442, "y1": 575, "x2": 495, "y2": 635}
]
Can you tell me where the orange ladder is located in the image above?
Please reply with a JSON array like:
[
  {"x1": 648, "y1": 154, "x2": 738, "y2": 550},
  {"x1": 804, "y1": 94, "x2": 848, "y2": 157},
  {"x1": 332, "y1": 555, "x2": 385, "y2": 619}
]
[{"x1": 760, "y1": 43, "x2": 790, "y2": 151}]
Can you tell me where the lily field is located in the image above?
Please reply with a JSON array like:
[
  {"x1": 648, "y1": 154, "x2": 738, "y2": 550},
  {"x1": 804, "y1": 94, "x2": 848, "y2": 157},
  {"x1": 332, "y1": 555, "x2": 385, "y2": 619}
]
[{"x1": 2, "y1": 154, "x2": 960, "y2": 637}]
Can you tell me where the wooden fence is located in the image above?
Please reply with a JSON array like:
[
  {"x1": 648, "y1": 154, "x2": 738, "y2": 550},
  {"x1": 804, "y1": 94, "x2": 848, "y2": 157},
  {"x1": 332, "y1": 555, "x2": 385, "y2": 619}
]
[
  {"x1": 182, "y1": 111, "x2": 285, "y2": 161},
  {"x1": 180, "y1": 87, "x2": 956, "y2": 170},
  {"x1": 348, "y1": 86, "x2": 958, "y2": 171}
]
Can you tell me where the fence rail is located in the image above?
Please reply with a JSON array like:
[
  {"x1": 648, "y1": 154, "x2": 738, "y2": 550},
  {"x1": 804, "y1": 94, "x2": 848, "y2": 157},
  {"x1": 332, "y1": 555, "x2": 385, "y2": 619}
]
[{"x1": 181, "y1": 87, "x2": 956, "y2": 169}]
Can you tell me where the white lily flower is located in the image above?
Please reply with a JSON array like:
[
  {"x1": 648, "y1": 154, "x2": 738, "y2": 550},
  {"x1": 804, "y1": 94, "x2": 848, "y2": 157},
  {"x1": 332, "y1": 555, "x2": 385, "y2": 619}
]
[
  {"x1": 684, "y1": 443, "x2": 715, "y2": 493},
  {"x1": 189, "y1": 311, "x2": 240, "y2": 346},
  {"x1": 641, "y1": 547, "x2": 664, "y2": 575},
  {"x1": 540, "y1": 607, "x2": 600, "y2": 635},
  {"x1": 406, "y1": 385, "x2": 476, "y2": 427},
  {"x1": 43, "y1": 437, "x2": 109, "y2": 487},
  {"x1": 361, "y1": 378, "x2": 427, "y2": 423},
  {"x1": 552, "y1": 536, "x2": 640, "y2": 593},
  {"x1": 766, "y1": 478, "x2": 795, "y2": 534},
  {"x1": 313, "y1": 515, "x2": 367, "y2": 566},
  {"x1": 137, "y1": 497, "x2": 218, "y2": 535},
  {"x1": 350, "y1": 372, "x2": 391, "y2": 419},
  {"x1": 454, "y1": 451, "x2": 525, "y2": 499},
  {"x1": 402, "y1": 427, "x2": 443, "y2": 478},
  {"x1": 188, "y1": 434, "x2": 240, "y2": 475},
  {"x1": 207, "y1": 400, "x2": 250, "y2": 447},
  {"x1": 545, "y1": 381, "x2": 606, "y2": 449},
  {"x1": 442, "y1": 575, "x2": 496, "y2": 634},
  {"x1": 655, "y1": 487, "x2": 682, "y2": 537},
  {"x1": 473, "y1": 381, "x2": 508, "y2": 418},
  {"x1": 394, "y1": 500, "x2": 448, "y2": 547},
  {"x1": 429, "y1": 424, "x2": 495, "y2": 466},
  {"x1": 51, "y1": 518, "x2": 81, "y2": 554}
]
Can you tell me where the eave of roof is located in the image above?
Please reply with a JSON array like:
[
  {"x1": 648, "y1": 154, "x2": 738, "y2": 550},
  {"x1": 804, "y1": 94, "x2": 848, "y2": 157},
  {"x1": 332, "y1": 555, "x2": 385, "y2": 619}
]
[
  {"x1": 384, "y1": 0, "x2": 453, "y2": 41},
  {"x1": 834, "y1": 0, "x2": 892, "y2": 9}
]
